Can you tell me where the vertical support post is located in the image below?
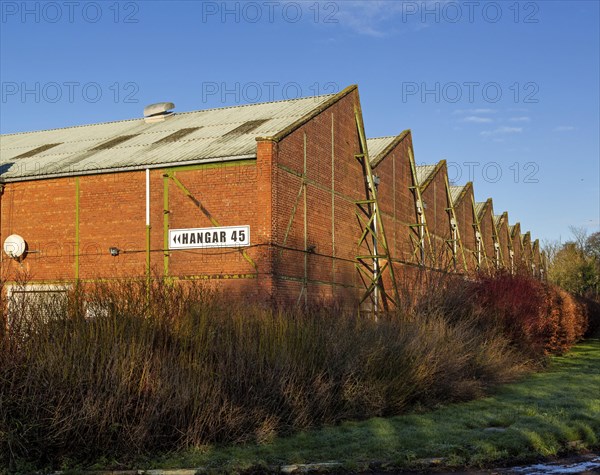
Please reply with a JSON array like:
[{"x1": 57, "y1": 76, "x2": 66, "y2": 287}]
[
  {"x1": 492, "y1": 217, "x2": 504, "y2": 270},
  {"x1": 331, "y1": 113, "x2": 336, "y2": 297},
  {"x1": 372, "y1": 201, "x2": 379, "y2": 315},
  {"x1": 444, "y1": 177, "x2": 468, "y2": 273},
  {"x1": 303, "y1": 132, "x2": 308, "y2": 308},
  {"x1": 256, "y1": 139, "x2": 277, "y2": 303},
  {"x1": 163, "y1": 174, "x2": 169, "y2": 277},
  {"x1": 408, "y1": 148, "x2": 433, "y2": 267},
  {"x1": 74, "y1": 177, "x2": 80, "y2": 282},
  {"x1": 74, "y1": 177, "x2": 80, "y2": 317},
  {"x1": 419, "y1": 209, "x2": 425, "y2": 264},
  {"x1": 472, "y1": 197, "x2": 487, "y2": 272},
  {"x1": 392, "y1": 153, "x2": 397, "y2": 254},
  {"x1": 433, "y1": 180, "x2": 437, "y2": 264}
]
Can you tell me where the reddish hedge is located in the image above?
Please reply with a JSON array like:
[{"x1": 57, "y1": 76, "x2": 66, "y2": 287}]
[{"x1": 472, "y1": 274, "x2": 588, "y2": 356}]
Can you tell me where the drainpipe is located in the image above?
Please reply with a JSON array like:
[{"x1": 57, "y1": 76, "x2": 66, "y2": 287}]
[
  {"x1": 494, "y1": 241, "x2": 500, "y2": 269},
  {"x1": 451, "y1": 218, "x2": 457, "y2": 270},
  {"x1": 373, "y1": 209, "x2": 378, "y2": 315},
  {"x1": 475, "y1": 231, "x2": 482, "y2": 269},
  {"x1": 0, "y1": 184, "x2": 4, "y2": 269},
  {"x1": 145, "y1": 169, "x2": 151, "y2": 281},
  {"x1": 417, "y1": 200, "x2": 425, "y2": 265},
  {"x1": 509, "y1": 250, "x2": 515, "y2": 275},
  {"x1": 0, "y1": 184, "x2": 4, "y2": 326}
]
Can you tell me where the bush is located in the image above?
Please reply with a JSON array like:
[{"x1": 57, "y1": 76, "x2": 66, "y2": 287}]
[
  {"x1": 471, "y1": 273, "x2": 588, "y2": 356},
  {"x1": 0, "y1": 272, "x2": 591, "y2": 471},
  {"x1": 0, "y1": 278, "x2": 531, "y2": 471}
]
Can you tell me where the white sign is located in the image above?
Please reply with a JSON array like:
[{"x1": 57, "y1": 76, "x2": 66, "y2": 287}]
[{"x1": 169, "y1": 226, "x2": 250, "y2": 250}]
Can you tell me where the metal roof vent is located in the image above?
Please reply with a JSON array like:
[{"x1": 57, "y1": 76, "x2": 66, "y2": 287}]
[{"x1": 144, "y1": 102, "x2": 175, "y2": 123}]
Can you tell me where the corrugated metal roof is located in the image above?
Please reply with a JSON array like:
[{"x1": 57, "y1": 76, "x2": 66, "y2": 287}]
[
  {"x1": 449, "y1": 185, "x2": 465, "y2": 204},
  {"x1": 0, "y1": 93, "x2": 336, "y2": 182},
  {"x1": 475, "y1": 201, "x2": 486, "y2": 217},
  {"x1": 366, "y1": 136, "x2": 396, "y2": 164},
  {"x1": 415, "y1": 164, "x2": 437, "y2": 185}
]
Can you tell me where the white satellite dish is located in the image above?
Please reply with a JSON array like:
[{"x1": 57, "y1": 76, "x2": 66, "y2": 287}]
[{"x1": 3, "y1": 234, "x2": 26, "y2": 258}]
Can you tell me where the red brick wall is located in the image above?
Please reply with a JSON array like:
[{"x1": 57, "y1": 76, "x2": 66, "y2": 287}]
[
  {"x1": 511, "y1": 224, "x2": 524, "y2": 274},
  {"x1": 1, "y1": 161, "x2": 272, "y2": 302},
  {"x1": 373, "y1": 132, "x2": 416, "y2": 265},
  {"x1": 453, "y1": 185, "x2": 476, "y2": 272},
  {"x1": 478, "y1": 200, "x2": 496, "y2": 272},
  {"x1": 272, "y1": 88, "x2": 364, "y2": 306},
  {"x1": 0, "y1": 88, "x2": 387, "y2": 308},
  {"x1": 521, "y1": 233, "x2": 533, "y2": 275},
  {"x1": 532, "y1": 240, "x2": 541, "y2": 278},
  {"x1": 420, "y1": 163, "x2": 452, "y2": 269},
  {"x1": 0, "y1": 90, "x2": 545, "y2": 310},
  {"x1": 496, "y1": 214, "x2": 511, "y2": 271},
  {"x1": 1, "y1": 178, "x2": 76, "y2": 281}
]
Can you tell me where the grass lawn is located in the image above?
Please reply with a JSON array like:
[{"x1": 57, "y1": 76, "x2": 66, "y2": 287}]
[{"x1": 135, "y1": 339, "x2": 600, "y2": 473}]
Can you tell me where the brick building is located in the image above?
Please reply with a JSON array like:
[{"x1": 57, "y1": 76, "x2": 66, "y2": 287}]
[{"x1": 0, "y1": 85, "x2": 545, "y2": 311}]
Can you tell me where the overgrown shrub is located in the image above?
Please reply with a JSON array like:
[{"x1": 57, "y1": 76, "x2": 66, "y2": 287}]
[
  {"x1": 0, "y1": 273, "x2": 591, "y2": 471},
  {"x1": 471, "y1": 273, "x2": 588, "y2": 356}
]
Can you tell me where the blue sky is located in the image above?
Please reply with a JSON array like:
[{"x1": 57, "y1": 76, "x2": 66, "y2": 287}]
[{"x1": 1, "y1": 0, "x2": 598, "y2": 243}]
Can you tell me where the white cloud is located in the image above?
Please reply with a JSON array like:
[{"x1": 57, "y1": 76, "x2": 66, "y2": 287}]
[
  {"x1": 554, "y1": 126, "x2": 576, "y2": 132},
  {"x1": 461, "y1": 116, "x2": 493, "y2": 123},
  {"x1": 480, "y1": 126, "x2": 523, "y2": 136},
  {"x1": 509, "y1": 116, "x2": 531, "y2": 122},
  {"x1": 333, "y1": 0, "x2": 452, "y2": 36},
  {"x1": 333, "y1": 1, "x2": 406, "y2": 37},
  {"x1": 453, "y1": 108, "x2": 496, "y2": 115}
]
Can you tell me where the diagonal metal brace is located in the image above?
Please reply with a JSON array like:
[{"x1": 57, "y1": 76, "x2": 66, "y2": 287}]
[{"x1": 166, "y1": 173, "x2": 258, "y2": 271}]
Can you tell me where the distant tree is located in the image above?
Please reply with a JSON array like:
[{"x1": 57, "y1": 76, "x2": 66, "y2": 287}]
[
  {"x1": 585, "y1": 231, "x2": 600, "y2": 260},
  {"x1": 547, "y1": 229, "x2": 600, "y2": 300},
  {"x1": 569, "y1": 226, "x2": 590, "y2": 251},
  {"x1": 542, "y1": 239, "x2": 561, "y2": 263}
]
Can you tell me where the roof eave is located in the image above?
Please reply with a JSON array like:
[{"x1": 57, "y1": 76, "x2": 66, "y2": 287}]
[
  {"x1": 255, "y1": 85, "x2": 358, "y2": 143},
  {"x1": 453, "y1": 181, "x2": 473, "y2": 207},
  {"x1": 370, "y1": 129, "x2": 412, "y2": 168},
  {"x1": 0, "y1": 153, "x2": 256, "y2": 183},
  {"x1": 420, "y1": 160, "x2": 446, "y2": 191},
  {"x1": 477, "y1": 198, "x2": 493, "y2": 220}
]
